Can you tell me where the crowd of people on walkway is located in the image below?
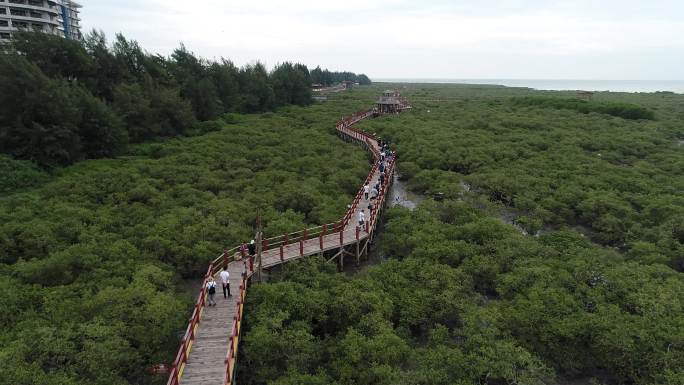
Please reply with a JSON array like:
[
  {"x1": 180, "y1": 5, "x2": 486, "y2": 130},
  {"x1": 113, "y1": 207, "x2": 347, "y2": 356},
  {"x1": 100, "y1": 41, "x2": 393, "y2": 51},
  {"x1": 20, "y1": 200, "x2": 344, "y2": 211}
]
[{"x1": 358, "y1": 138, "x2": 395, "y2": 229}]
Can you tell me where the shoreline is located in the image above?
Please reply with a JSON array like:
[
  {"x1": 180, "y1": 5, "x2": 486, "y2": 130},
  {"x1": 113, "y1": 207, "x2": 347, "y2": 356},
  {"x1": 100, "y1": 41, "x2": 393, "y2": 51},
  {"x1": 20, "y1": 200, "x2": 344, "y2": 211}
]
[{"x1": 375, "y1": 79, "x2": 684, "y2": 93}]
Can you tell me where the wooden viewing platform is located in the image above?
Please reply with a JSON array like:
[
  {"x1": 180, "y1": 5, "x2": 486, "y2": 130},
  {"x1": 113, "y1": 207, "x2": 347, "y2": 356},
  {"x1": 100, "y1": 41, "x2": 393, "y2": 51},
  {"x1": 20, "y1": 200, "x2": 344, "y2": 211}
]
[{"x1": 166, "y1": 95, "x2": 412, "y2": 385}]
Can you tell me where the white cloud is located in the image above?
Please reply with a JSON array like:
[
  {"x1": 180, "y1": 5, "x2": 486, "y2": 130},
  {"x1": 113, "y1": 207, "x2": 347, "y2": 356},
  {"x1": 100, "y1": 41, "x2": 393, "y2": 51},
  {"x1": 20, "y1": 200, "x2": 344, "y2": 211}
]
[{"x1": 81, "y1": 0, "x2": 684, "y2": 79}]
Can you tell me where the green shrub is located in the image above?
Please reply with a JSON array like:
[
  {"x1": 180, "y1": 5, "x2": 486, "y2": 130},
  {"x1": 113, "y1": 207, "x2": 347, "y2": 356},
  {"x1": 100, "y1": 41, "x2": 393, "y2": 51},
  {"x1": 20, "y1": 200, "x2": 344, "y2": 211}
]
[{"x1": 511, "y1": 96, "x2": 655, "y2": 120}]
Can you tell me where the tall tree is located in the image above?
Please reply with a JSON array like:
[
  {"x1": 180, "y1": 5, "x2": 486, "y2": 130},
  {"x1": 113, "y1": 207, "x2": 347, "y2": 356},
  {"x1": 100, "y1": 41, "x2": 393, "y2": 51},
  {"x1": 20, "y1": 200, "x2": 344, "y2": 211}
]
[
  {"x1": 239, "y1": 62, "x2": 275, "y2": 112},
  {"x1": 271, "y1": 62, "x2": 312, "y2": 107}
]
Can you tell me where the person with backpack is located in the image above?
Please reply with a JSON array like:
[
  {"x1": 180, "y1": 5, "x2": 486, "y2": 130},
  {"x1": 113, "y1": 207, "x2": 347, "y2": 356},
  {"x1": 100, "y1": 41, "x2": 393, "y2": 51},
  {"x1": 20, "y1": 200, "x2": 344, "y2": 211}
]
[
  {"x1": 206, "y1": 277, "x2": 217, "y2": 306},
  {"x1": 220, "y1": 266, "x2": 231, "y2": 298},
  {"x1": 371, "y1": 186, "x2": 379, "y2": 200}
]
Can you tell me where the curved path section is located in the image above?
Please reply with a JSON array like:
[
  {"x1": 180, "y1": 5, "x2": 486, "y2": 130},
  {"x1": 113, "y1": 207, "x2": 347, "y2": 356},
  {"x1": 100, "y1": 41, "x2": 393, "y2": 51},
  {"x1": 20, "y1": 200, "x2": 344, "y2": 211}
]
[{"x1": 167, "y1": 99, "x2": 412, "y2": 385}]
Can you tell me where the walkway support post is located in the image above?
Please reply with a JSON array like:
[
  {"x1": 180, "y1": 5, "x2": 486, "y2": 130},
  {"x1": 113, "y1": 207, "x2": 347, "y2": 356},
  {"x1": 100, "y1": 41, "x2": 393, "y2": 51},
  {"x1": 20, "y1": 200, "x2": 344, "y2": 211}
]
[{"x1": 256, "y1": 216, "x2": 263, "y2": 283}]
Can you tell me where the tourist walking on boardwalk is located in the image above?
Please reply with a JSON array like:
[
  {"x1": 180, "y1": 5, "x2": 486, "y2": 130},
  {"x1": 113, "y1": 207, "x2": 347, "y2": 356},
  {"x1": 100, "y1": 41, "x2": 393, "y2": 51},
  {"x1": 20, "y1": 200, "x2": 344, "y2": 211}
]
[
  {"x1": 358, "y1": 210, "x2": 365, "y2": 227},
  {"x1": 367, "y1": 201, "x2": 373, "y2": 215},
  {"x1": 220, "y1": 266, "x2": 231, "y2": 298},
  {"x1": 207, "y1": 277, "x2": 217, "y2": 306},
  {"x1": 380, "y1": 171, "x2": 385, "y2": 186},
  {"x1": 247, "y1": 239, "x2": 256, "y2": 272},
  {"x1": 248, "y1": 240, "x2": 256, "y2": 257},
  {"x1": 379, "y1": 161, "x2": 385, "y2": 173},
  {"x1": 364, "y1": 182, "x2": 369, "y2": 200},
  {"x1": 371, "y1": 186, "x2": 379, "y2": 200}
]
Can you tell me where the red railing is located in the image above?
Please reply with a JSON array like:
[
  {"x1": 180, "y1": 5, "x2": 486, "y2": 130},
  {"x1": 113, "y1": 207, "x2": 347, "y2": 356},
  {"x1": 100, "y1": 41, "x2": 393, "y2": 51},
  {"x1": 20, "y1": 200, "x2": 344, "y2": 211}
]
[
  {"x1": 167, "y1": 101, "x2": 410, "y2": 385},
  {"x1": 223, "y1": 276, "x2": 248, "y2": 385},
  {"x1": 166, "y1": 263, "x2": 215, "y2": 385},
  {"x1": 238, "y1": 108, "x2": 389, "y2": 257},
  {"x1": 210, "y1": 245, "x2": 243, "y2": 271}
]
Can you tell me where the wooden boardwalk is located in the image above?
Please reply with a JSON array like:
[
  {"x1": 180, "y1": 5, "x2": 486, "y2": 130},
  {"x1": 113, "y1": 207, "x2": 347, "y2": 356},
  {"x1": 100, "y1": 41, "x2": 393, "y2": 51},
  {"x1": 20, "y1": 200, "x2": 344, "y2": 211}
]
[{"x1": 169, "y1": 98, "x2": 411, "y2": 385}]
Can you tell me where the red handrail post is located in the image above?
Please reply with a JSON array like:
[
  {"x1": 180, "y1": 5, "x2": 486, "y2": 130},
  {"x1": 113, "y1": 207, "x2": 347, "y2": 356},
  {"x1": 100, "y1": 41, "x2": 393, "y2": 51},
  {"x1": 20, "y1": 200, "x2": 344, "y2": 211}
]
[
  {"x1": 280, "y1": 245, "x2": 284, "y2": 261},
  {"x1": 323, "y1": 224, "x2": 327, "y2": 236},
  {"x1": 365, "y1": 221, "x2": 369, "y2": 233},
  {"x1": 284, "y1": 233, "x2": 289, "y2": 244},
  {"x1": 299, "y1": 240, "x2": 304, "y2": 256},
  {"x1": 249, "y1": 256, "x2": 254, "y2": 272},
  {"x1": 319, "y1": 234, "x2": 323, "y2": 250},
  {"x1": 339, "y1": 229, "x2": 343, "y2": 245},
  {"x1": 303, "y1": 229, "x2": 308, "y2": 241}
]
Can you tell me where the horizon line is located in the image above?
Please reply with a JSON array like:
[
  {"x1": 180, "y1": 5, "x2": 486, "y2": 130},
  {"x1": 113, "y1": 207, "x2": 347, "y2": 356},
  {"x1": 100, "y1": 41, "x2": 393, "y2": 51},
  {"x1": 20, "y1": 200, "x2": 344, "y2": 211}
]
[{"x1": 373, "y1": 78, "x2": 684, "y2": 82}]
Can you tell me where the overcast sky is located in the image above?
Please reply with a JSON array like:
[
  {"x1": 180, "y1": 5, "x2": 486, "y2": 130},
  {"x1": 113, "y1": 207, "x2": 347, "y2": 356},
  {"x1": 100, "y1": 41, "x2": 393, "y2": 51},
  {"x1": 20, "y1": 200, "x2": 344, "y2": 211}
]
[{"x1": 81, "y1": 0, "x2": 684, "y2": 80}]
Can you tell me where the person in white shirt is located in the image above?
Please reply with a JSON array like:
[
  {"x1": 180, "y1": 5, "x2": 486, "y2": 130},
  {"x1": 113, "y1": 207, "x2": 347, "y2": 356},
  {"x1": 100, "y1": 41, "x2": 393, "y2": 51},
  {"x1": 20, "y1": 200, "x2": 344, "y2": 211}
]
[
  {"x1": 220, "y1": 266, "x2": 231, "y2": 297},
  {"x1": 364, "y1": 183, "x2": 369, "y2": 200},
  {"x1": 206, "y1": 277, "x2": 217, "y2": 306},
  {"x1": 358, "y1": 210, "x2": 365, "y2": 227}
]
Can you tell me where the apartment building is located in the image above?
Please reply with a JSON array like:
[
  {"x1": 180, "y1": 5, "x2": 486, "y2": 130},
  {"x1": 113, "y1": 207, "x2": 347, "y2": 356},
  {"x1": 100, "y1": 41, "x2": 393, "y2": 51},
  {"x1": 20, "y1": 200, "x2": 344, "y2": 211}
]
[{"x1": 0, "y1": 0, "x2": 82, "y2": 41}]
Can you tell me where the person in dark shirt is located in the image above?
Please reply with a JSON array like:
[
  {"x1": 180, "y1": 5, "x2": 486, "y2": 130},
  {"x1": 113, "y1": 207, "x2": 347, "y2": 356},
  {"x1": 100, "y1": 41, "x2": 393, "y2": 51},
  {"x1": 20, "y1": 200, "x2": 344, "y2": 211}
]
[{"x1": 248, "y1": 240, "x2": 256, "y2": 256}]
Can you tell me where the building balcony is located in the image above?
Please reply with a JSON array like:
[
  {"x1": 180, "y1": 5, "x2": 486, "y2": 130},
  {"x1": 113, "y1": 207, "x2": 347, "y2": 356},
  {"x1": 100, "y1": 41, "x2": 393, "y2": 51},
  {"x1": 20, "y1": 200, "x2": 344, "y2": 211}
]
[
  {"x1": 6, "y1": 3, "x2": 60, "y2": 15},
  {"x1": 7, "y1": 13, "x2": 61, "y2": 26}
]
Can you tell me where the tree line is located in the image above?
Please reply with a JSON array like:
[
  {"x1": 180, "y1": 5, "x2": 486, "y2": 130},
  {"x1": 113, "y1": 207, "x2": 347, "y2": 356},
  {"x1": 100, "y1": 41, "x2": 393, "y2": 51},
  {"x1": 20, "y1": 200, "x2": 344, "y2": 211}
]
[
  {"x1": 0, "y1": 31, "x2": 371, "y2": 167},
  {"x1": 310, "y1": 66, "x2": 371, "y2": 86}
]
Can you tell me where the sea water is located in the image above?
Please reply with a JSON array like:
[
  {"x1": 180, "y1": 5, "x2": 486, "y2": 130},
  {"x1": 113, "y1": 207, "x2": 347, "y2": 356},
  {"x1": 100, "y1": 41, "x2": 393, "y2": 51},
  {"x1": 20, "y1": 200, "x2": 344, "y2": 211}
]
[{"x1": 375, "y1": 79, "x2": 684, "y2": 93}]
